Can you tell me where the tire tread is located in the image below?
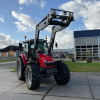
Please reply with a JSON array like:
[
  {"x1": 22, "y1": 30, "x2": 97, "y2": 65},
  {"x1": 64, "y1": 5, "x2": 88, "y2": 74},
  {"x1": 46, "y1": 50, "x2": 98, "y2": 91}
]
[{"x1": 54, "y1": 61, "x2": 70, "y2": 85}]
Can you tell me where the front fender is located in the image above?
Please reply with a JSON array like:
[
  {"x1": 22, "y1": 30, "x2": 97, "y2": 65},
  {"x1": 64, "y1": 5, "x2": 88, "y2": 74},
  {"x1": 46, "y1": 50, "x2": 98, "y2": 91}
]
[{"x1": 20, "y1": 54, "x2": 27, "y2": 66}]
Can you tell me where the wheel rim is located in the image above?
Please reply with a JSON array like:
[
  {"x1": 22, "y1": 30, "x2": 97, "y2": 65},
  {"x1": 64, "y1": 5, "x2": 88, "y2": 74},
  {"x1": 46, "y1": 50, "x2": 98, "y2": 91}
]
[
  {"x1": 27, "y1": 69, "x2": 32, "y2": 85},
  {"x1": 18, "y1": 62, "x2": 21, "y2": 76},
  {"x1": 57, "y1": 70, "x2": 62, "y2": 80}
]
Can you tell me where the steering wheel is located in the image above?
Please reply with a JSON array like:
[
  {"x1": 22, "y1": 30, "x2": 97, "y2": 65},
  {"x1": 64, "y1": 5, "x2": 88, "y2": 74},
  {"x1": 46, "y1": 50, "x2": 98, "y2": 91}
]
[{"x1": 38, "y1": 45, "x2": 44, "y2": 53}]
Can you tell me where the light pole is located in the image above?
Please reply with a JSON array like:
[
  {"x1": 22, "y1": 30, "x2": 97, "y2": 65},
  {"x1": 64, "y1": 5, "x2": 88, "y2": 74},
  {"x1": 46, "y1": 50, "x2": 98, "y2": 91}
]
[{"x1": 11, "y1": 44, "x2": 12, "y2": 59}]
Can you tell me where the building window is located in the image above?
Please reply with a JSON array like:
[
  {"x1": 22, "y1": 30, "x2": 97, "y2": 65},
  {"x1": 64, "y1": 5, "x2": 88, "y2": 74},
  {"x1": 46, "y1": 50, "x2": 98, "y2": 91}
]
[
  {"x1": 93, "y1": 49, "x2": 98, "y2": 53},
  {"x1": 76, "y1": 46, "x2": 80, "y2": 48},
  {"x1": 76, "y1": 53, "x2": 81, "y2": 57},
  {"x1": 76, "y1": 49, "x2": 81, "y2": 51},
  {"x1": 87, "y1": 45, "x2": 92, "y2": 48},
  {"x1": 93, "y1": 45, "x2": 98, "y2": 48},
  {"x1": 81, "y1": 46, "x2": 86, "y2": 48}
]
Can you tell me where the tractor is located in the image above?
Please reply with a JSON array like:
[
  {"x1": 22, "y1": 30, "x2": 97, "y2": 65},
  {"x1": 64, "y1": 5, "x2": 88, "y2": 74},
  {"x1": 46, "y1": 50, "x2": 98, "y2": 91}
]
[{"x1": 17, "y1": 8, "x2": 74, "y2": 90}]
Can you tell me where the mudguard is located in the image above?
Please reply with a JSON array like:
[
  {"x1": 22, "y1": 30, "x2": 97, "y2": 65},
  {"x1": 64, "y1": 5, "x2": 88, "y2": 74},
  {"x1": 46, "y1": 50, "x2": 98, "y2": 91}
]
[{"x1": 20, "y1": 54, "x2": 27, "y2": 66}]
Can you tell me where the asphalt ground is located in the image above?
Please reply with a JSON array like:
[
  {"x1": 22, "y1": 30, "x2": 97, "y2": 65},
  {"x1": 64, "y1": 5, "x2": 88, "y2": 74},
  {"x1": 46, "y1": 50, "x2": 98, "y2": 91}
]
[
  {"x1": 0, "y1": 61, "x2": 16, "y2": 69},
  {"x1": 0, "y1": 68, "x2": 100, "y2": 100}
]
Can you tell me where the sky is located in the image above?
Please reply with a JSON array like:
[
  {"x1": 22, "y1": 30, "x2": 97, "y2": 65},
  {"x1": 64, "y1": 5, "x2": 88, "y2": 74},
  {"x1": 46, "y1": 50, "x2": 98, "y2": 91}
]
[{"x1": 0, "y1": 0, "x2": 100, "y2": 49}]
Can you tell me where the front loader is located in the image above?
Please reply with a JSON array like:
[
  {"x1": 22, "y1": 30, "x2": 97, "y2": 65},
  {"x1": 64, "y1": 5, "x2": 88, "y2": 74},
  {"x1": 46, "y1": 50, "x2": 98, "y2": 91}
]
[{"x1": 17, "y1": 8, "x2": 74, "y2": 90}]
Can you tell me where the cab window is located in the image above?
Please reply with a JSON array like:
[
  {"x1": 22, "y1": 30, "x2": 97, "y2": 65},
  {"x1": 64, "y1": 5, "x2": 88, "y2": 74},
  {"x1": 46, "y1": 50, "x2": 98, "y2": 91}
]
[{"x1": 24, "y1": 43, "x2": 28, "y2": 52}]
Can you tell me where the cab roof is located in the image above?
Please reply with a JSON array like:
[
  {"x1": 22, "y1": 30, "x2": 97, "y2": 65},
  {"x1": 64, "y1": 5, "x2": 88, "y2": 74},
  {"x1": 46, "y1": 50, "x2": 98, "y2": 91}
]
[{"x1": 23, "y1": 39, "x2": 47, "y2": 43}]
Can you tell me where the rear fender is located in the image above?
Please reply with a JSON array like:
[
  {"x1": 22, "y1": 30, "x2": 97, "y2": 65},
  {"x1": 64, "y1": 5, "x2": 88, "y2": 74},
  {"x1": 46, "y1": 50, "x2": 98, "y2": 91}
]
[{"x1": 19, "y1": 54, "x2": 27, "y2": 66}]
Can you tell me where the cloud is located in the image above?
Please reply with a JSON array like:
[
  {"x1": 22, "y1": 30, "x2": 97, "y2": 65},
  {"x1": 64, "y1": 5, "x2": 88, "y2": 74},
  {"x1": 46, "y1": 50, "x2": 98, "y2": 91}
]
[
  {"x1": 59, "y1": 0, "x2": 100, "y2": 30},
  {"x1": 19, "y1": 0, "x2": 38, "y2": 5},
  {"x1": 12, "y1": 11, "x2": 36, "y2": 32},
  {"x1": 45, "y1": 26, "x2": 52, "y2": 33},
  {"x1": 47, "y1": 27, "x2": 74, "y2": 49},
  {"x1": 55, "y1": 28, "x2": 74, "y2": 49},
  {"x1": 19, "y1": 0, "x2": 28, "y2": 5},
  {"x1": 12, "y1": 11, "x2": 50, "y2": 32},
  {"x1": 40, "y1": 0, "x2": 46, "y2": 8},
  {"x1": 19, "y1": 7, "x2": 23, "y2": 12},
  {"x1": 0, "y1": 16, "x2": 4, "y2": 22},
  {"x1": 19, "y1": 0, "x2": 46, "y2": 8},
  {"x1": 30, "y1": 0, "x2": 38, "y2": 4},
  {"x1": 15, "y1": 22, "x2": 33, "y2": 32},
  {"x1": 0, "y1": 33, "x2": 19, "y2": 48}
]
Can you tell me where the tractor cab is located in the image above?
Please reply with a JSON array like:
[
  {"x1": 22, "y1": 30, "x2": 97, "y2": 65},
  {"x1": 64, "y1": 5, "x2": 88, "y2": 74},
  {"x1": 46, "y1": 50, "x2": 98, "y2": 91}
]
[{"x1": 23, "y1": 39, "x2": 48, "y2": 61}]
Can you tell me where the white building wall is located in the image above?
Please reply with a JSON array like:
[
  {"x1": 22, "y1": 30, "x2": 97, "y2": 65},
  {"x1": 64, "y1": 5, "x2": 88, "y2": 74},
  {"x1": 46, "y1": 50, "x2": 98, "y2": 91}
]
[
  {"x1": 6, "y1": 52, "x2": 8, "y2": 57},
  {"x1": 14, "y1": 52, "x2": 16, "y2": 57},
  {"x1": 87, "y1": 37, "x2": 98, "y2": 45},
  {"x1": 0, "y1": 52, "x2": 2, "y2": 57},
  {"x1": 75, "y1": 38, "x2": 86, "y2": 46}
]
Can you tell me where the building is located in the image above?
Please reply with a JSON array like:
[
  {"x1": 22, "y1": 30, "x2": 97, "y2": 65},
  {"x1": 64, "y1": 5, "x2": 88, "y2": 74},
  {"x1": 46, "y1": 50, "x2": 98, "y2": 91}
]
[
  {"x1": 74, "y1": 29, "x2": 100, "y2": 60},
  {"x1": 0, "y1": 45, "x2": 23, "y2": 58},
  {"x1": 52, "y1": 48, "x2": 74, "y2": 55}
]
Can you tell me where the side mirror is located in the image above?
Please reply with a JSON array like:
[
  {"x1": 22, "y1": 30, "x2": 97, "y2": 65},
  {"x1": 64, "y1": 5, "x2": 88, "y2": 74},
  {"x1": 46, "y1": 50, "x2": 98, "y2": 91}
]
[{"x1": 55, "y1": 43, "x2": 58, "y2": 48}]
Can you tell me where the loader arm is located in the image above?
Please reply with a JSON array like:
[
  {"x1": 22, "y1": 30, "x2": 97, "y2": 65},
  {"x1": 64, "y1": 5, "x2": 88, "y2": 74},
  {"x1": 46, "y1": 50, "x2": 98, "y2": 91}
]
[
  {"x1": 48, "y1": 15, "x2": 74, "y2": 55},
  {"x1": 34, "y1": 8, "x2": 74, "y2": 57}
]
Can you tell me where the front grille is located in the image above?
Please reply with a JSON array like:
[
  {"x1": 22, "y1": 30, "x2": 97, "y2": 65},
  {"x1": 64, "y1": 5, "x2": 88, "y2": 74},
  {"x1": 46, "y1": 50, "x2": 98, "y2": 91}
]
[{"x1": 45, "y1": 62, "x2": 55, "y2": 66}]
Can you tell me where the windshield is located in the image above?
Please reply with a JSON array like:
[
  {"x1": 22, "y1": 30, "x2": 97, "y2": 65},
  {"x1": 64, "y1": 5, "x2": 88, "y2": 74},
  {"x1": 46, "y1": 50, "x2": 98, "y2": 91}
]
[{"x1": 30, "y1": 42, "x2": 48, "y2": 54}]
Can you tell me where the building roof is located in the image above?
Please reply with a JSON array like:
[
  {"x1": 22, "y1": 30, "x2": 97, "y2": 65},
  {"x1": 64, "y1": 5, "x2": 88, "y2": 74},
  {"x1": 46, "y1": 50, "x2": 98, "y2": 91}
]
[
  {"x1": 74, "y1": 29, "x2": 100, "y2": 38},
  {"x1": 0, "y1": 45, "x2": 23, "y2": 52}
]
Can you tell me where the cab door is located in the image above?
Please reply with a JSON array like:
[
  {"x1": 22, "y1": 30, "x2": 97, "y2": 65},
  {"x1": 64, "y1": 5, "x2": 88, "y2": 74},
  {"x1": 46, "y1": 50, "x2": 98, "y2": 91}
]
[{"x1": 24, "y1": 43, "x2": 28, "y2": 60}]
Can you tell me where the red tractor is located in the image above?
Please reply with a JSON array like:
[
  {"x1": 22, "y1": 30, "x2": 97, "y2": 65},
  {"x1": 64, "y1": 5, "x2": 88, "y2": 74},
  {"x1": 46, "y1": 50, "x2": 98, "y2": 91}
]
[{"x1": 17, "y1": 8, "x2": 74, "y2": 90}]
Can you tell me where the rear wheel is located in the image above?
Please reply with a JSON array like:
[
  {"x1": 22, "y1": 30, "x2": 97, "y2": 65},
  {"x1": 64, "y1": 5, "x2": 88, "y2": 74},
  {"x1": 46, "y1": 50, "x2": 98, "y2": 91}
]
[
  {"x1": 17, "y1": 57, "x2": 25, "y2": 80},
  {"x1": 54, "y1": 61, "x2": 70, "y2": 85},
  {"x1": 25, "y1": 64, "x2": 41, "y2": 90}
]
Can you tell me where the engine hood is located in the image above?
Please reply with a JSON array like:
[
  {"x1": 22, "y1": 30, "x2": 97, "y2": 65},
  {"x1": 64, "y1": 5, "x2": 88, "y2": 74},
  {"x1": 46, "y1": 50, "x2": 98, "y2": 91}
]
[{"x1": 38, "y1": 53, "x2": 54, "y2": 61}]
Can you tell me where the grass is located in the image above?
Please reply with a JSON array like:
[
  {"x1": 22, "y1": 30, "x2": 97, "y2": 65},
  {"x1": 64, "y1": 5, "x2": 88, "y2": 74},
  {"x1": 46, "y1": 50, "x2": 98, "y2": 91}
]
[
  {"x1": 10, "y1": 61, "x2": 100, "y2": 73},
  {"x1": 0, "y1": 59, "x2": 16, "y2": 63},
  {"x1": 63, "y1": 61, "x2": 100, "y2": 72},
  {"x1": 11, "y1": 67, "x2": 17, "y2": 72},
  {"x1": 11, "y1": 67, "x2": 16, "y2": 69}
]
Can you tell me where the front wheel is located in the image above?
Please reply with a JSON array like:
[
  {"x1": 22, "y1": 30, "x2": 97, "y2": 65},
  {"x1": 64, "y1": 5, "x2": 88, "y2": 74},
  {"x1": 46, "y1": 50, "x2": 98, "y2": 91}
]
[
  {"x1": 54, "y1": 61, "x2": 70, "y2": 85},
  {"x1": 25, "y1": 64, "x2": 41, "y2": 90},
  {"x1": 17, "y1": 57, "x2": 25, "y2": 80}
]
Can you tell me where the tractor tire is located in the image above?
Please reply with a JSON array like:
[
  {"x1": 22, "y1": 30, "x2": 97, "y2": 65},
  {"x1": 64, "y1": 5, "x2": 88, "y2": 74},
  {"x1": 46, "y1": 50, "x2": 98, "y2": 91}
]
[
  {"x1": 17, "y1": 57, "x2": 25, "y2": 80},
  {"x1": 54, "y1": 61, "x2": 70, "y2": 85},
  {"x1": 25, "y1": 64, "x2": 41, "y2": 90}
]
